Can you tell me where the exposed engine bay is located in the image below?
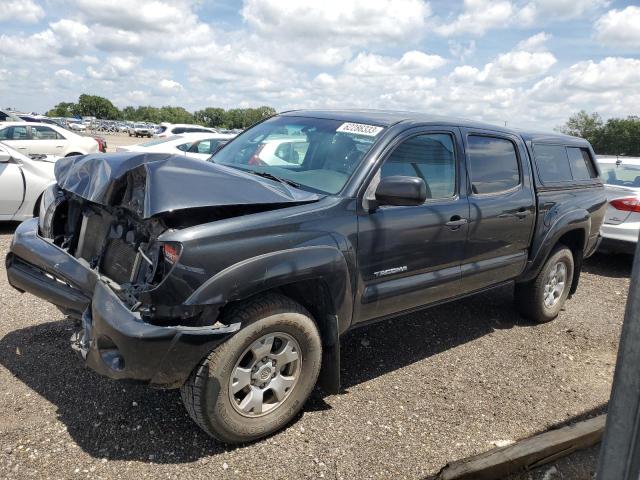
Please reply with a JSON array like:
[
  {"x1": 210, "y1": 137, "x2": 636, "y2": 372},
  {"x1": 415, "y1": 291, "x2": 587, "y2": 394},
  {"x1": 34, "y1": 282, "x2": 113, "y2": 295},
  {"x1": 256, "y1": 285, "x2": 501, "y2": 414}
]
[{"x1": 42, "y1": 187, "x2": 175, "y2": 310}]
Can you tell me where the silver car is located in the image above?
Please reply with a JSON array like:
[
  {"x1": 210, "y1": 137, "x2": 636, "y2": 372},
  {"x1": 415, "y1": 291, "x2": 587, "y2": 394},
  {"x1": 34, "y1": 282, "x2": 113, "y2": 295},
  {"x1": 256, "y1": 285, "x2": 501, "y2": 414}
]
[{"x1": 597, "y1": 155, "x2": 640, "y2": 254}]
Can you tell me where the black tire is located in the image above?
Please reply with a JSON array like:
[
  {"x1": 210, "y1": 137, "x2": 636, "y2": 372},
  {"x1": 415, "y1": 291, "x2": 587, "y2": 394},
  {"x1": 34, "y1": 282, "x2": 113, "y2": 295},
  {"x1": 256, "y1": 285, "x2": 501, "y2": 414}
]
[
  {"x1": 515, "y1": 245, "x2": 574, "y2": 323},
  {"x1": 180, "y1": 293, "x2": 322, "y2": 443}
]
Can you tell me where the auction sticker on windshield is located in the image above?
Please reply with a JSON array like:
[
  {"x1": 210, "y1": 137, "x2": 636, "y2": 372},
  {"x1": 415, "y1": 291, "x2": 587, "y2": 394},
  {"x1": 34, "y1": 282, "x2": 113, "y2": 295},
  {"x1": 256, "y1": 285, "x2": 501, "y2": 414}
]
[{"x1": 336, "y1": 122, "x2": 384, "y2": 136}]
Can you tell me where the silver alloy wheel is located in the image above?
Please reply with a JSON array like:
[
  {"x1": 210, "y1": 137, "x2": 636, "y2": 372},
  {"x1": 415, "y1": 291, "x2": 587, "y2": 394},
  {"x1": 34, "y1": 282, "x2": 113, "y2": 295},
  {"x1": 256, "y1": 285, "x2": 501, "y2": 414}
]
[
  {"x1": 229, "y1": 332, "x2": 302, "y2": 417},
  {"x1": 543, "y1": 261, "x2": 567, "y2": 308}
]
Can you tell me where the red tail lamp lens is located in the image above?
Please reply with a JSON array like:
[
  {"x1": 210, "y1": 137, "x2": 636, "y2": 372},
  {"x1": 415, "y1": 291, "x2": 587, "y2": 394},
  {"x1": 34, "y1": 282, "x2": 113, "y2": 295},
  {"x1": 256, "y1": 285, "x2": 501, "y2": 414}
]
[{"x1": 610, "y1": 197, "x2": 640, "y2": 213}]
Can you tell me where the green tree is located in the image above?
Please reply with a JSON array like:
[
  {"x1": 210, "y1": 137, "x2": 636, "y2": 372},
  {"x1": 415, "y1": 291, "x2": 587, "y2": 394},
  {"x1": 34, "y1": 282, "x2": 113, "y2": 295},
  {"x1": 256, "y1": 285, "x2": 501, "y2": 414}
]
[
  {"x1": 46, "y1": 102, "x2": 77, "y2": 117},
  {"x1": 75, "y1": 94, "x2": 120, "y2": 119},
  {"x1": 558, "y1": 111, "x2": 640, "y2": 156},
  {"x1": 194, "y1": 107, "x2": 226, "y2": 127}
]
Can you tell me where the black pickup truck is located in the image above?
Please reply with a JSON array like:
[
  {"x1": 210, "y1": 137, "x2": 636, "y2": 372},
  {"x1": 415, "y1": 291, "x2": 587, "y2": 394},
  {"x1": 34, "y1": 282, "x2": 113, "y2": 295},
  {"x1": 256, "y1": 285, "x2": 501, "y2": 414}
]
[{"x1": 6, "y1": 110, "x2": 606, "y2": 443}]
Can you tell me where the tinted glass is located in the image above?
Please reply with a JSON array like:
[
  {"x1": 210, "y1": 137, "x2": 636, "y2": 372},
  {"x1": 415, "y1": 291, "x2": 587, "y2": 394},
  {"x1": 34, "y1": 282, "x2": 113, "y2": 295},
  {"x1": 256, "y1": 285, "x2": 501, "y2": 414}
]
[
  {"x1": 598, "y1": 162, "x2": 640, "y2": 188},
  {"x1": 381, "y1": 133, "x2": 456, "y2": 199},
  {"x1": 467, "y1": 136, "x2": 520, "y2": 194},
  {"x1": 567, "y1": 147, "x2": 595, "y2": 180},
  {"x1": 533, "y1": 144, "x2": 573, "y2": 182},
  {"x1": 212, "y1": 116, "x2": 383, "y2": 194}
]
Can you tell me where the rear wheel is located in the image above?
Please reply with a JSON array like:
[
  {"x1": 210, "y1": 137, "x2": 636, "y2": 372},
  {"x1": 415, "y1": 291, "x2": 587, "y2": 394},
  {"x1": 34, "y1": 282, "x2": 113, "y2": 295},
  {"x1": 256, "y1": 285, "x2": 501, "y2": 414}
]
[
  {"x1": 515, "y1": 245, "x2": 574, "y2": 323},
  {"x1": 180, "y1": 293, "x2": 322, "y2": 443}
]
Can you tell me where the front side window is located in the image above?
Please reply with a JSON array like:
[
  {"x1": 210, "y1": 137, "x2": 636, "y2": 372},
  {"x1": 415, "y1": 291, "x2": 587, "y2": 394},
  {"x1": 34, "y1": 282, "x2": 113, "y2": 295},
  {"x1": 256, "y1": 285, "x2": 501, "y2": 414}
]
[
  {"x1": 380, "y1": 133, "x2": 456, "y2": 200},
  {"x1": 467, "y1": 135, "x2": 520, "y2": 194},
  {"x1": 0, "y1": 126, "x2": 28, "y2": 140},
  {"x1": 567, "y1": 147, "x2": 596, "y2": 180},
  {"x1": 211, "y1": 116, "x2": 383, "y2": 194}
]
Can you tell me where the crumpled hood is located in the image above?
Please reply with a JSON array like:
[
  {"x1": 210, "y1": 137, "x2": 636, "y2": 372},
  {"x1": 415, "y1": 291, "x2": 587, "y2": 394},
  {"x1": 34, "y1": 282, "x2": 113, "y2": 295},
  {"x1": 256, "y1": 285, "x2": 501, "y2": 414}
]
[{"x1": 54, "y1": 152, "x2": 322, "y2": 218}]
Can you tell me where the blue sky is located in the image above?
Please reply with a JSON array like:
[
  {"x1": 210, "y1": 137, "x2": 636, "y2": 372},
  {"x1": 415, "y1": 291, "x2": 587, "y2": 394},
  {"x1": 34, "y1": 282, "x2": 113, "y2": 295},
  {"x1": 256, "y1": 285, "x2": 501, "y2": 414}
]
[{"x1": 0, "y1": 0, "x2": 638, "y2": 129}]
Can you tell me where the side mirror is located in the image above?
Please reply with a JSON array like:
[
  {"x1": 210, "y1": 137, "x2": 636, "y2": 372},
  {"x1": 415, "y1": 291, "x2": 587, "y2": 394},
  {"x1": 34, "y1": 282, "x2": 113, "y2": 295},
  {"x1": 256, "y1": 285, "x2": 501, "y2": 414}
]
[
  {"x1": 0, "y1": 152, "x2": 11, "y2": 163},
  {"x1": 375, "y1": 175, "x2": 427, "y2": 207}
]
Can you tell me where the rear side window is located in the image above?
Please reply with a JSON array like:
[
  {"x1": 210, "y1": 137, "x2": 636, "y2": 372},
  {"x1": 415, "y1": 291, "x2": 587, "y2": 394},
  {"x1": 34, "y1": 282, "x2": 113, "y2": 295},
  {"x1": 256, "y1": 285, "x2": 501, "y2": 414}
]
[
  {"x1": 467, "y1": 136, "x2": 520, "y2": 194},
  {"x1": 533, "y1": 144, "x2": 597, "y2": 183},
  {"x1": 533, "y1": 144, "x2": 573, "y2": 183},
  {"x1": 566, "y1": 147, "x2": 596, "y2": 180}
]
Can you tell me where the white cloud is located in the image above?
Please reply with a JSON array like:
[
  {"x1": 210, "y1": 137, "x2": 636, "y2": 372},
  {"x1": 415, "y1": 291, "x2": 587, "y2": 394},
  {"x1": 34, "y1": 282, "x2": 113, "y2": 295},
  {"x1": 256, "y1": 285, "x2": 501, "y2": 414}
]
[
  {"x1": 0, "y1": 0, "x2": 44, "y2": 23},
  {"x1": 516, "y1": 32, "x2": 551, "y2": 52},
  {"x1": 518, "y1": 0, "x2": 608, "y2": 26},
  {"x1": 86, "y1": 55, "x2": 142, "y2": 80},
  {"x1": 450, "y1": 37, "x2": 556, "y2": 85},
  {"x1": 158, "y1": 79, "x2": 184, "y2": 93},
  {"x1": 594, "y1": 6, "x2": 640, "y2": 48},
  {"x1": 345, "y1": 51, "x2": 447, "y2": 76},
  {"x1": 242, "y1": 0, "x2": 431, "y2": 44},
  {"x1": 435, "y1": 0, "x2": 513, "y2": 37}
]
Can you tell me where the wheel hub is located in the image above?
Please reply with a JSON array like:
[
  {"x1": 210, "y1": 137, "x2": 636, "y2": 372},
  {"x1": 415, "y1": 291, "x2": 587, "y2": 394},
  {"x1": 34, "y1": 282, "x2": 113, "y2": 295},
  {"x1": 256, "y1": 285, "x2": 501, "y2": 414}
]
[
  {"x1": 229, "y1": 332, "x2": 302, "y2": 417},
  {"x1": 253, "y1": 360, "x2": 275, "y2": 386}
]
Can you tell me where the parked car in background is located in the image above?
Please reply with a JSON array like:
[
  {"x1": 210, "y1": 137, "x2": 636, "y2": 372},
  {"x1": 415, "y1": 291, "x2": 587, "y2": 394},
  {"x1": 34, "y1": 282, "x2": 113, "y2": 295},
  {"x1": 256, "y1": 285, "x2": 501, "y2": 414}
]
[
  {"x1": 248, "y1": 137, "x2": 309, "y2": 166},
  {"x1": 0, "y1": 141, "x2": 56, "y2": 221},
  {"x1": 597, "y1": 155, "x2": 640, "y2": 254},
  {"x1": 0, "y1": 110, "x2": 21, "y2": 123},
  {"x1": 0, "y1": 122, "x2": 100, "y2": 157},
  {"x1": 67, "y1": 122, "x2": 87, "y2": 132},
  {"x1": 17, "y1": 114, "x2": 60, "y2": 126},
  {"x1": 116, "y1": 132, "x2": 236, "y2": 160},
  {"x1": 6, "y1": 110, "x2": 606, "y2": 443},
  {"x1": 128, "y1": 123, "x2": 154, "y2": 137},
  {"x1": 154, "y1": 123, "x2": 217, "y2": 138}
]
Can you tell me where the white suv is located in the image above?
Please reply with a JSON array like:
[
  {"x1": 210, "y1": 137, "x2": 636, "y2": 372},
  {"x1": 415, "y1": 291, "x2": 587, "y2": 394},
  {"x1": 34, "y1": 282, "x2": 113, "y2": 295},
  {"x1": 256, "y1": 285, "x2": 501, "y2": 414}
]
[
  {"x1": 0, "y1": 122, "x2": 99, "y2": 157},
  {"x1": 155, "y1": 123, "x2": 217, "y2": 138}
]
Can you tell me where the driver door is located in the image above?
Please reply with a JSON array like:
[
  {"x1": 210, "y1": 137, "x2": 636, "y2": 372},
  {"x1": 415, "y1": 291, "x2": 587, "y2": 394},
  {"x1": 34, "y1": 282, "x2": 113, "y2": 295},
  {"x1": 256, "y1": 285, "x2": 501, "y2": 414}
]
[{"x1": 355, "y1": 128, "x2": 470, "y2": 323}]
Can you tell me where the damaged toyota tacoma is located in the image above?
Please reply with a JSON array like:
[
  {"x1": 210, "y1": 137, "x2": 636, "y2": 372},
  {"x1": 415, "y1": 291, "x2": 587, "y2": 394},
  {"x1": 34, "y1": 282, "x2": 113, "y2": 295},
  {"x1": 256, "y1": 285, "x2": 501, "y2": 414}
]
[{"x1": 6, "y1": 110, "x2": 606, "y2": 443}]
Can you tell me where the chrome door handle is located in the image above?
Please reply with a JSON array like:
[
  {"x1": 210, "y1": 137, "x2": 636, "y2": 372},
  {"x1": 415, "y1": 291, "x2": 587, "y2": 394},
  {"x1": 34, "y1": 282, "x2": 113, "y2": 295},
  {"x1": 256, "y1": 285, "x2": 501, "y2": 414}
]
[
  {"x1": 515, "y1": 209, "x2": 529, "y2": 218},
  {"x1": 446, "y1": 218, "x2": 468, "y2": 227}
]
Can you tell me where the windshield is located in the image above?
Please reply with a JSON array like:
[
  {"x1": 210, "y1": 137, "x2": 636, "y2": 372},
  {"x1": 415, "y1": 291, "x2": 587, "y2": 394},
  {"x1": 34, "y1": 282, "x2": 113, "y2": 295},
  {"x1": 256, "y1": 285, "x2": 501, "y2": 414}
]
[
  {"x1": 210, "y1": 115, "x2": 384, "y2": 194},
  {"x1": 598, "y1": 161, "x2": 640, "y2": 188}
]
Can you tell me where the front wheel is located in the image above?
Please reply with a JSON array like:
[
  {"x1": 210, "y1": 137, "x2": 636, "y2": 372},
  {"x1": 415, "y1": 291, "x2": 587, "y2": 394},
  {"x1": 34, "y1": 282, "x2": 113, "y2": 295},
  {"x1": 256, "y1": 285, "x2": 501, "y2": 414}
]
[
  {"x1": 180, "y1": 293, "x2": 322, "y2": 443},
  {"x1": 515, "y1": 245, "x2": 574, "y2": 323}
]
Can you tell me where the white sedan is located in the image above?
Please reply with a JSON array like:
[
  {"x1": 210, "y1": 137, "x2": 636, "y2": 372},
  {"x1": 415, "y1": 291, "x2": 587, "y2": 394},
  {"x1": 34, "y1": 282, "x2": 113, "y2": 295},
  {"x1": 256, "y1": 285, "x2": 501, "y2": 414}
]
[
  {"x1": 116, "y1": 133, "x2": 236, "y2": 160},
  {"x1": 0, "y1": 141, "x2": 56, "y2": 221},
  {"x1": 0, "y1": 122, "x2": 99, "y2": 157},
  {"x1": 597, "y1": 155, "x2": 640, "y2": 255}
]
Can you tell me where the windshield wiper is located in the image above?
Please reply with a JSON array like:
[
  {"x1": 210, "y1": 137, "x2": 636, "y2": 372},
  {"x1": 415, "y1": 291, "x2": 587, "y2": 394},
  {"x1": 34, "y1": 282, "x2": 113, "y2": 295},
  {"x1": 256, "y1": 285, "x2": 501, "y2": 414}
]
[{"x1": 248, "y1": 171, "x2": 302, "y2": 189}]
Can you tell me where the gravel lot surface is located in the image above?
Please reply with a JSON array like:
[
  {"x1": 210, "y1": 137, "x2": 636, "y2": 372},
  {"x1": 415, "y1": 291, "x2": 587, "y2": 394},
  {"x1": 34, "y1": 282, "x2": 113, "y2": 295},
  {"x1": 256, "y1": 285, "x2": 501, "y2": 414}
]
[{"x1": 0, "y1": 219, "x2": 631, "y2": 479}]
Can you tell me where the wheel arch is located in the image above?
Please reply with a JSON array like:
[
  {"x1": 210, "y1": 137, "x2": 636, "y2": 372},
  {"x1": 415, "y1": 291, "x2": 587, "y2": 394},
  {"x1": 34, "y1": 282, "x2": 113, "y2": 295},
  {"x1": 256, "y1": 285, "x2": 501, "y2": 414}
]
[
  {"x1": 520, "y1": 208, "x2": 590, "y2": 288},
  {"x1": 185, "y1": 246, "x2": 354, "y2": 394}
]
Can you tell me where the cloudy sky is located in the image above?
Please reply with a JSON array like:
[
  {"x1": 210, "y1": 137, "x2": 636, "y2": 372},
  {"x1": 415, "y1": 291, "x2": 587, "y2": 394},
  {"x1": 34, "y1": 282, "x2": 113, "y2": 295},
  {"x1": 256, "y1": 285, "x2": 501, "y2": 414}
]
[{"x1": 1, "y1": 0, "x2": 638, "y2": 129}]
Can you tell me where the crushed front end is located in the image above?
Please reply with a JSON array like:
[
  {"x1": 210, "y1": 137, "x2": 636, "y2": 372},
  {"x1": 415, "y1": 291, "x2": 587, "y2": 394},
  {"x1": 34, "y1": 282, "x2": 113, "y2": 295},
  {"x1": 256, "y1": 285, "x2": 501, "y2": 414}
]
[{"x1": 6, "y1": 175, "x2": 241, "y2": 388}]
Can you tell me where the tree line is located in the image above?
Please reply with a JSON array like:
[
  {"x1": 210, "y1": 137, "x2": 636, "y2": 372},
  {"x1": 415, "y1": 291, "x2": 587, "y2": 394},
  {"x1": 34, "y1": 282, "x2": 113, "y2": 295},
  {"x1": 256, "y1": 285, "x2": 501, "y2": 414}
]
[
  {"x1": 46, "y1": 94, "x2": 276, "y2": 129},
  {"x1": 557, "y1": 111, "x2": 640, "y2": 156}
]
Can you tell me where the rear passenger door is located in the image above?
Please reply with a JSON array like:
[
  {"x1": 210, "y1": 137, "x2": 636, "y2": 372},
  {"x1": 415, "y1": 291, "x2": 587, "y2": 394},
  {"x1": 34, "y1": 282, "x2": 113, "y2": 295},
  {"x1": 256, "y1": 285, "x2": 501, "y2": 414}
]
[
  {"x1": 30, "y1": 125, "x2": 66, "y2": 155},
  {"x1": 459, "y1": 130, "x2": 536, "y2": 292}
]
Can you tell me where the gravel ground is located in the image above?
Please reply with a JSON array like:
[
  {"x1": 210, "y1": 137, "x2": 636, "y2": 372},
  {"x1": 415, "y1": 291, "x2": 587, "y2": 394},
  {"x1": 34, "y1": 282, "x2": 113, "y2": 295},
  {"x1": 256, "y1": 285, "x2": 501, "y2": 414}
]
[{"x1": 0, "y1": 218, "x2": 630, "y2": 480}]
